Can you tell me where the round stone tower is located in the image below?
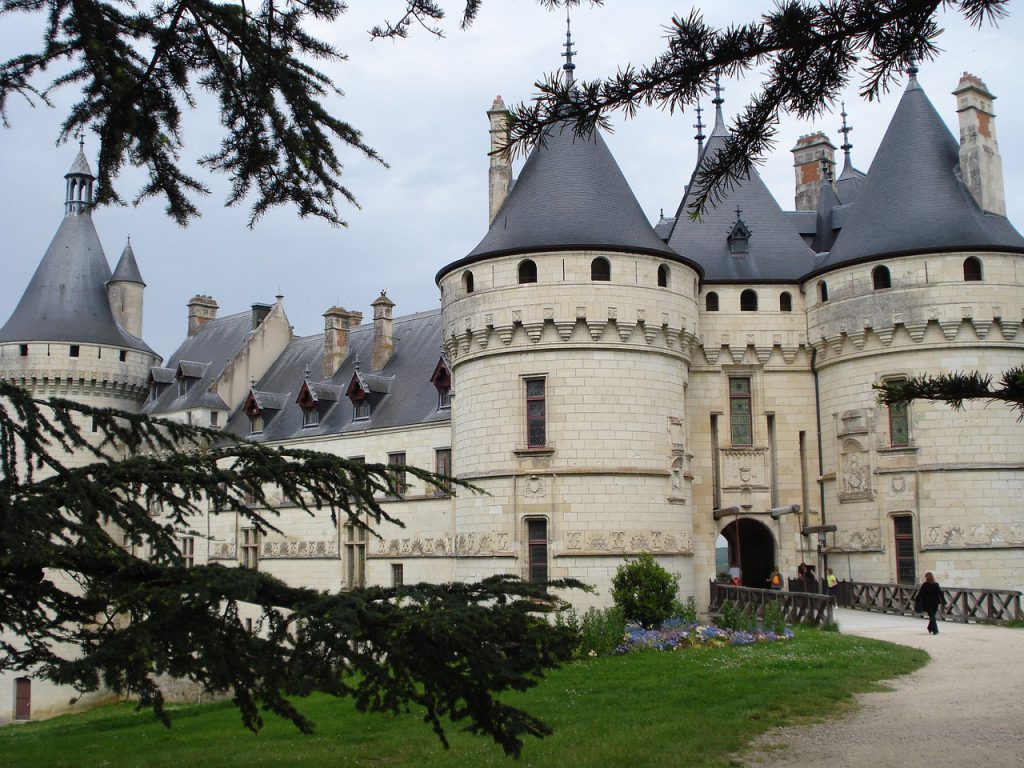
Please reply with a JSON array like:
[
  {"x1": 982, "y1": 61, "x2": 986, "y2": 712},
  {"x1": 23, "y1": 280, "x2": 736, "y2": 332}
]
[
  {"x1": 0, "y1": 144, "x2": 160, "y2": 415},
  {"x1": 804, "y1": 70, "x2": 1024, "y2": 590},
  {"x1": 437, "y1": 100, "x2": 703, "y2": 608}
]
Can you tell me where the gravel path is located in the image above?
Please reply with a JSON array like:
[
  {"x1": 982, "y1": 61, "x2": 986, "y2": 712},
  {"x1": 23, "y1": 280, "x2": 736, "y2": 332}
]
[{"x1": 739, "y1": 608, "x2": 1024, "y2": 768}]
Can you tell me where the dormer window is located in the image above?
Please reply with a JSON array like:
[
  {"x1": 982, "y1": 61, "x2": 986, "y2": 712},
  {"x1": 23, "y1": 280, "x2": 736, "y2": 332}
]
[
  {"x1": 178, "y1": 377, "x2": 192, "y2": 397},
  {"x1": 430, "y1": 357, "x2": 452, "y2": 411},
  {"x1": 727, "y1": 210, "x2": 751, "y2": 254},
  {"x1": 244, "y1": 388, "x2": 285, "y2": 435},
  {"x1": 346, "y1": 368, "x2": 392, "y2": 422},
  {"x1": 353, "y1": 399, "x2": 370, "y2": 421},
  {"x1": 302, "y1": 406, "x2": 319, "y2": 427},
  {"x1": 147, "y1": 367, "x2": 175, "y2": 403},
  {"x1": 175, "y1": 361, "x2": 206, "y2": 399},
  {"x1": 249, "y1": 412, "x2": 264, "y2": 434}
]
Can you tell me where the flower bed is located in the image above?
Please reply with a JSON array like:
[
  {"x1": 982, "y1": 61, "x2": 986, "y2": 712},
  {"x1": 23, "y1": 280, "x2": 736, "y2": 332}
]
[{"x1": 615, "y1": 618, "x2": 794, "y2": 654}]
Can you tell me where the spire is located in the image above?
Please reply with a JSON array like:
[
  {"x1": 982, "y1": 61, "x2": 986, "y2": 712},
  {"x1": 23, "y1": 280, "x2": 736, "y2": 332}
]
[
  {"x1": 693, "y1": 102, "x2": 706, "y2": 153},
  {"x1": 562, "y1": 8, "x2": 576, "y2": 86},
  {"x1": 906, "y1": 59, "x2": 921, "y2": 91},
  {"x1": 710, "y1": 73, "x2": 727, "y2": 136},
  {"x1": 838, "y1": 102, "x2": 853, "y2": 169},
  {"x1": 65, "y1": 133, "x2": 95, "y2": 216}
]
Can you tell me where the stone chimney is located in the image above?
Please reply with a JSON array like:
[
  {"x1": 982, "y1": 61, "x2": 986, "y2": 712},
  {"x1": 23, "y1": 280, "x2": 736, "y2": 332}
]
[
  {"x1": 187, "y1": 295, "x2": 218, "y2": 337},
  {"x1": 370, "y1": 292, "x2": 395, "y2": 371},
  {"x1": 322, "y1": 306, "x2": 363, "y2": 379},
  {"x1": 250, "y1": 302, "x2": 273, "y2": 330},
  {"x1": 954, "y1": 72, "x2": 1005, "y2": 216},
  {"x1": 791, "y1": 132, "x2": 836, "y2": 211},
  {"x1": 488, "y1": 96, "x2": 512, "y2": 223}
]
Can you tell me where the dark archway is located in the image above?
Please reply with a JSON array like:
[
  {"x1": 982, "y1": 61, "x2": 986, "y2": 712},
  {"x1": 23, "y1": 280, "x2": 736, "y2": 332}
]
[{"x1": 720, "y1": 518, "x2": 776, "y2": 588}]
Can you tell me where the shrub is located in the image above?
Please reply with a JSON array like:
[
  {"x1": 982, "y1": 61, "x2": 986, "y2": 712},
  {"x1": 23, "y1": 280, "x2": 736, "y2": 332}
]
[
  {"x1": 672, "y1": 596, "x2": 698, "y2": 624},
  {"x1": 763, "y1": 601, "x2": 786, "y2": 635},
  {"x1": 577, "y1": 606, "x2": 627, "y2": 657},
  {"x1": 717, "y1": 599, "x2": 757, "y2": 632},
  {"x1": 611, "y1": 553, "x2": 679, "y2": 629}
]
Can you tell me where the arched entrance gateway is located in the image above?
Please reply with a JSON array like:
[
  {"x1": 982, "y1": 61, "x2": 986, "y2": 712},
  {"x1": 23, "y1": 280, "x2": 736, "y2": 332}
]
[{"x1": 720, "y1": 518, "x2": 776, "y2": 589}]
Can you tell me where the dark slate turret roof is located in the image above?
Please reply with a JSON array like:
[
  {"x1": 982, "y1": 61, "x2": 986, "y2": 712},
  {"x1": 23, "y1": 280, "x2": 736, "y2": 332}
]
[
  {"x1": 812, "y1": 74, "x2": 1024, "y2": 274},
  {"x1": 437, "y1": 123, "x2": 696, "y2": 282},
  {"x1": 666, "y1": 128, "x2": 816, "y2": 282},
  {"x1": 0, "y1": 212, "x2": 154, "y2": 353},
  {"x1": 225, "y1": 310, "x2": 449, "y2": 442},
  {"x1": 109, "y1": 240, "x2": 145, "y2": 285},
  {"x1": 145, "y1": 310, "x2": 255, "y2": 414}
]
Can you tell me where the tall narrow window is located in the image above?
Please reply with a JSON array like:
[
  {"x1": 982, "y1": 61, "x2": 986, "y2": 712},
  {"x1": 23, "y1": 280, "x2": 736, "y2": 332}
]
[
  {"x1": 180, "y1": 537, "x2": 195, "y2": 568},
  {"x1": 590, "y1": 256, "x2": 611, "y2": 281},
  {"x1": 391, "y1": 563, "x2": 404, "y2": 587},
  {"x1": 353, "y1": 399, "x2": 370, "y2": 420},
  {"x1": 818, "y1": 281, "x2": 829, "y2": 303},
  {"x1": 434, "y1": 448, "x2": 452, "y2": 497},
  {"x1": 387, "y1": 452, "x2": 408, "y2": 496},
  {"x1": 893, "y1": 515, "x2": 916, "y2": 585},
  {"x1": 740, "y1": 289, "x2": 758, "y2": 311},
  {"x1": 657, "y1": 264, "x2": 670, "y2": 288},
  {"x1": 14, "y1": 677, "x2": 31, "y2": 721},
  {"x1": 887, "y1": 380, "x2": 910, "y2": 447},
  {"x1": 705, "y1": 292, "x2": 719, "y2": 311},
  {"x1": 729, "y1": 378, "x2": 753, "y2": 447},
  {"x1": 463, "y1": 270, "x2": 475, "y2": 294},
  {"x1": 525, "y1": 378, "x2": 546, "y2": 448},
  {"x1": 963, "y1": 256, "x2": 983, "y2": 281},
  {"x1": 240, "y1": 528, "x2": 259, "y2": 569},
  {"x1": 345, "y1": 523, "x2": 366, "y2": 589},
  {"x1": 518, "y1": 259, "x2": 537, "y2": 284},
  {"x1": 872, "y1": 265, "x2": 891, "y2": 290},
  {"x1": 779, "y1": 292, "x2": 793, "y2": 312},
  {"x1": 210, "y1": 411, "x2": 220, "y2": 427},
  {"x1": 249, "y1": 413, "x2": 263, "y2": 434},
  {"x1": 526, "y1": 519, "x2": 548, "y2": 584}
]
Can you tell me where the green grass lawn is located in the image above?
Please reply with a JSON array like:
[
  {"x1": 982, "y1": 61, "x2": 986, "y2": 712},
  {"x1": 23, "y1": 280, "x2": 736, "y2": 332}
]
[{"x1": 0, "y1": 632, "x2": 926, "y2": 768}]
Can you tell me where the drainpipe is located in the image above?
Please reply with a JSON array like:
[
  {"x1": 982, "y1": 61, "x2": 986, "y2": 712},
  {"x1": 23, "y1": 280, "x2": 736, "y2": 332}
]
[{"x1": 811, "y1": 348, "x2": 828, "y2": 585}]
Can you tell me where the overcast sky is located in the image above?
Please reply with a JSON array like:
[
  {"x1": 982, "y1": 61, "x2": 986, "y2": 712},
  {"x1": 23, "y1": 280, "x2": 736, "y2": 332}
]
[{"x1": 2, "y1": 1, "x2": 1022, "y2": 360}]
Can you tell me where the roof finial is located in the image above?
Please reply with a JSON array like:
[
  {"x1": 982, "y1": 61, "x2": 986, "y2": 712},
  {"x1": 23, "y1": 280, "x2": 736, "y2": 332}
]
[
  {"x1": 354, "y1": 354, "x2": 361, "y2": 372},
  {"x1": 76, "y1": 131, "x2": 85, "y2": 150},
  {"x1": 838, "y1": 101, "x2": 855, "y2": 173},
  {"x1": 303, "y1": 364, "x2": 311, "y2": 381},
  {"x1": 694, "y1": 101, "x2": 706, "y2": 153},
  {"x1": 562, "y1": 7, "x2": 576, "y2": 86},
  {"x1": 710, "y1": 72, "x2": 727, "y2": 136}
]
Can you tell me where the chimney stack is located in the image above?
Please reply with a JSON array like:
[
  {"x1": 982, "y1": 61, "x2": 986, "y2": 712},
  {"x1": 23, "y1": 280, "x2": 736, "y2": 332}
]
[
  {"x1": 371, "y1": 292, "x2": 395, "y2": 371},
  {"x1": 187, "y1": 295, "x2": 218, "y2": 337},
  {"x1": 322, "y1": 306, "x2": 363, "y2": 379},
  {"x1": 791, "y1": 132, "x2": 836, "y2": 211},
  {"x1": 954, "y1": 72, "x2": 1005, "y2": 216},
  {"x1": 250, "y1": 302, "x2": 273, "y2": 330},
  {"x1": 488, "y1": 96, "x2": 512, "y2": 223}
]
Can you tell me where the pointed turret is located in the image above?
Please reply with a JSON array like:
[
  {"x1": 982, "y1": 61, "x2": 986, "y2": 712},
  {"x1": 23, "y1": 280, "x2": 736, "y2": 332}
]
[
  {"x1": 0, "y1": 146, "x2": 154, "y2": 352},
  {"x1": 107, "y1": 239, "x2": 146, "y2": 338},
  {"x1": 666, "y1": 79, "x2": 815, "y2": 281},
  {"x1": 816, "y1": 68, "x2": 1024, "y2": 272}
]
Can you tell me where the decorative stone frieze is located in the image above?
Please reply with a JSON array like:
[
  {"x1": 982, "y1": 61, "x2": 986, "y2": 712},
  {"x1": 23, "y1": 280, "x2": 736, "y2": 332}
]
[
  {"x1": 924, "y1": 523, "x2": 1024, "y2": 549},
  {"x1": 209, "y1": 543, "x2": 238, "y2": 560},
  {"x1": 562, "y1": 528, "x2": 693, "y2": 556},
  {"x1": 829, "y1": 527, "x2": 882, "y2": 551},
  {"x1": 372, "y1": 531, "x2": 514, "y2": 557},
  {"x1": 260, "y1": 540, "x2": 339, "y2": 559}
]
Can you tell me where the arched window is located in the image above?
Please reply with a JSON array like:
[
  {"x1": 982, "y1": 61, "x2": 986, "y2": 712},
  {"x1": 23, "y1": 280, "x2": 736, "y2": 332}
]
[
  {"x1": 740, "y1": 289, "x2": 758, "y2": 311},
  {"x1": 462, "y1": 270, "x2": 474, "y2": 294},
  {"x1": 780, "y1": 291, "x2": 793, "y2": 312},
  {"x1": 657, "y1": 264, "x2": 670, "y2": 288},
  {"x1": 963, "y1": 256, "x2": 983, "y2": 281},
  {"x1": 818, "y1": 281, "x2": 829, "y2": 303},
  {"x1": 872, "y1": 265, "x2": 891, "y2": 290},
  {"x1": 705, "y1": 292, "x2": 719, "y2": 312},
  {"x1": 591, "y1": 256, "x2": 611, "y2": 281},
  {"x1": 518, "y1": 259, "x2": 537, "y2": 284}
]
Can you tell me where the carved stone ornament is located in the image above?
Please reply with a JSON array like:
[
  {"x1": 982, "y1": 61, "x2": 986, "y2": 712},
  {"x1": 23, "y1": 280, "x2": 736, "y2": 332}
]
[
  {"x1": 562, "y1": 528, "x2": 693, "y2": 556},
  {"x1": 890, "y1": 475, "x2": 909, "y2": 497},
  {"x1": 261, "y1": 540, "x2": 339, "y2": 559},
  {"x1": 924, "y1": 523, "x2": 1024, "y2": 549},
  {"x1": 721, "y1": 448, "x2": 768, "y2": 491},
  {"x1": 829, "y1": 527, "x2": 882, "y2": 551},
  {"x1": 524, "y1": 474, "x2": 546, "y2": 499},
  {"x1": 838, "y1": 438, "x2": 873, "y2": 501},
  {"x1": 209, "y1": 543, "x2": 238, "y2": 560},
  {"x1": 372, "y1": 531, "x2": 514, "y2": 558}
]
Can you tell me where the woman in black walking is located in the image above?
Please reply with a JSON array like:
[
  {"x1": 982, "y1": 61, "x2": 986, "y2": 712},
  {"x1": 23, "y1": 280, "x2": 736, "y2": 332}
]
[{"x1": 914, "y1": 572, "x2": 946, "y2": 635}]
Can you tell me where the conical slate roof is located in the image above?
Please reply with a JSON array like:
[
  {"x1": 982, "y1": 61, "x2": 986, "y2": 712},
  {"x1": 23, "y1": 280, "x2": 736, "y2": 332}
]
[
  {"x1": 110, "y1": 239, "x2": 146, "y2": 285},
  {"x1": 438, "y1": 122, "x2": 692, "y2": 280},
  {"x1": 812, "y1": 74, "x2": 1024, "y2": 273},
  {"x1": 0, "y1": 155, "x2": 154, "y2": 353},
  {"x1": 666, "y1": 122, "x2": 816, "y2": 282}
]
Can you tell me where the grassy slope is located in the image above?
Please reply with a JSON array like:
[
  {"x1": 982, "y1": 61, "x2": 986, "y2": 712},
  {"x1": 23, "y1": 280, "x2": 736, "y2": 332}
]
[{"x1": 1, "y1": 632, "x2": 926, "y2": 768}]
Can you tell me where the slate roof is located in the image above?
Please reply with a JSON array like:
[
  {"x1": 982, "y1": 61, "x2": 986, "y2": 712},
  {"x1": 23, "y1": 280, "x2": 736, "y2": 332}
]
[
  {"x1": 145, "y1": 311, "x2": 254, "y2": 414},
  {"x1": 665, "y1": 114, "x2": 817, "y2": 282},
  {"x1": 0, "y1": 211, "x2": 155, "y2": 353},
  {"x1": 225, "y1": 309, "x2": 450, "y2": 443},
  {"x1": 811, "y1": 73, "x2": 1024, "y2": 275},
  {"x1": 438, "y1": 123, "x2": 698, "y2": 282},
  {"x1": 109, "y1": 240, "x2": 145, "y2": 285}
]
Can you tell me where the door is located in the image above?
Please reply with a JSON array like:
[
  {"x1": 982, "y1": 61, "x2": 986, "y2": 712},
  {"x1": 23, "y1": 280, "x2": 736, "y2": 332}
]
[{"x1": 15, "y1": 677, "x2": 30, "y2": 720}]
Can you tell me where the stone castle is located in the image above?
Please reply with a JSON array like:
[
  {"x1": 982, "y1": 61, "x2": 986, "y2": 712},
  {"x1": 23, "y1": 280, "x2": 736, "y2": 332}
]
[{"x1": 2, "y1": 64, "x2": 1022, "y2": 721}]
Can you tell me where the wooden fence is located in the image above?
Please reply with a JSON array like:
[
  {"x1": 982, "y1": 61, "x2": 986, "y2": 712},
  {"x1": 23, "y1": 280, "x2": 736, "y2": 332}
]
[
  {"x1": 708, "y1": 581, "x2": 835, "y2": 627},
  {"x1": 836, "y1": 580, "x2": 1022, "y2": 624}
]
